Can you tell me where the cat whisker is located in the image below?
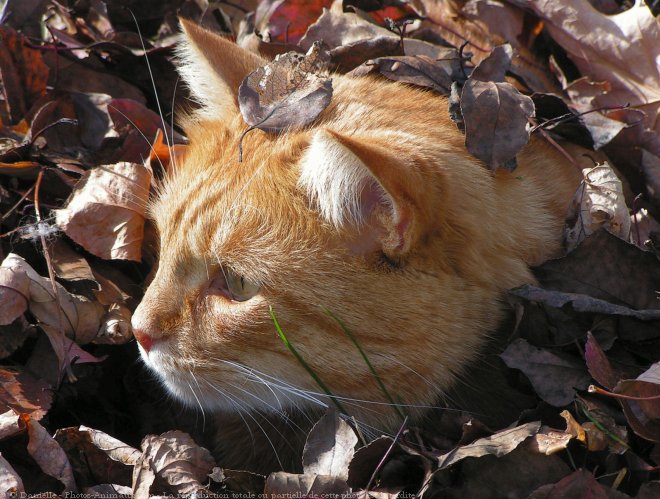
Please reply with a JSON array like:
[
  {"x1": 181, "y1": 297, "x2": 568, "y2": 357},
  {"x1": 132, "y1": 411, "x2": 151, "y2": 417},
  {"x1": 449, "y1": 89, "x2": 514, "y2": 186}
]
[
  {"x1": 106, "y1": 104, "x2": 168, "y2": 175},
  {"x1": 204, "y1": 379, "x2": 285, "y2": 470},
  {"x1": 187, "y1": 370, "x2": 207, "y2": 430},
  {"x1": 203, "y1": 380, "x2": 258, "y2": 449},
  {"x1": 130, "y1": 9, "x2": 178, "y2": 173}
]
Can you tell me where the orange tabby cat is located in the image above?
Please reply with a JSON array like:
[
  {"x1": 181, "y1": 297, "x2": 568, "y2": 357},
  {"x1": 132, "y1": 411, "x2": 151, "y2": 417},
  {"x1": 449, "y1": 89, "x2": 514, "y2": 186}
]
[{"x1": 131, "y1": 19, "x2": 587, "y2": 472}]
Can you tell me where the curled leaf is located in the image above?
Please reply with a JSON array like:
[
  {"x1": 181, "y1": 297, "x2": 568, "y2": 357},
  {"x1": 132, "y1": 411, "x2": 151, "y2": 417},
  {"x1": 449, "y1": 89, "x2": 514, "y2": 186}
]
[
  {"x1": 238, "y1": 42, "x2": 332, "y2": 132},
  {"x1": 0, "y1": 253, "x2": 105, "y2": 345},
  {"x1": 21, "y1": 414, "x2": 77, "y2": 491},
  {"x1": 565, "y1": 163, "x2": 630, "y2": 252},
  {"x1": 437, "y1": 421, "x2": 541, "y2": 469}
]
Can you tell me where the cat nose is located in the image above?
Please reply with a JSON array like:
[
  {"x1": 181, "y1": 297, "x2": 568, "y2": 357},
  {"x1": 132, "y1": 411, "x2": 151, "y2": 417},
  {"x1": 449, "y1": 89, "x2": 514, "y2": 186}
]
[{"x1": 133, "y1": 326, "x2": 155, "y2": 353}]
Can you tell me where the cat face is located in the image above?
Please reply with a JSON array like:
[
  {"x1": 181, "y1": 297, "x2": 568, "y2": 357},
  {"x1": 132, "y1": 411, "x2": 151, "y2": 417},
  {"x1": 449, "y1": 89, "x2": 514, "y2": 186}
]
[{"x1": 131, "y1": 19, "x2": 555, "y2": 428}]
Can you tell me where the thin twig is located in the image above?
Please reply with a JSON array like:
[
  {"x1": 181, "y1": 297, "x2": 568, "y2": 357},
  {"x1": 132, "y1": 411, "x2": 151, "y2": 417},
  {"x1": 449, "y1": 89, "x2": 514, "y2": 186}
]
[
  {"x1": 363, "y1": 416, "x2": 409, "y2": 499},
  {"x1": 34, "y1": 170, "x2": 75, "y2": 384}
]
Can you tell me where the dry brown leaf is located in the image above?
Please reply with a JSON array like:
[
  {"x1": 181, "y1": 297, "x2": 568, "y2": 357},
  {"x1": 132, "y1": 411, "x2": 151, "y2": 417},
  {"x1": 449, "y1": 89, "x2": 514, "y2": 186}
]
[
  {"x1": 238, "y1": 42, "x2": 332, "y2": 132},
  {"x1": 80, "y1": 425, "x2": 142, "y2": 466},
  {"x1": 560, "y1": 410, "x2": 586, "y2": 445},
  {"x1": 0, "y1": 264, "x2": 28, "y2": 325},
  {"x1": 132, "y1": 431, "x2": 215, "y2": 496},
  {"x1": 501, "y1": 338, "x2": 591, "y2": 406},
  {"x1": 526, "y1": 0, "x2": 660, "y2": 138},
  {"x1": 0, "y1": 26, "x2": 49, "y2": 124},
  {"x1": 299, "y1": 2, "x2": 453, "y2": 70},
  {"x1": 55, "y1": 161, "x2": 151, "y2": 262},
  {"x1": 460, "y1": 79, "x2": 535, "y2": 170},
  {"x1": 348, "y1": 53, "x2": 460, "y2": 95},
  {"x1": 302, "y1": 409, "x2": 357, "y2": 480},
  {"x1": 531, "y1": 426, "x2": 573, "y2": 455},
  {"x1": 565, "y1": 163, "x2": 630, "y2": 252},
  {"x1": 1, "y1": 253, "x2": 105, "y2": 345},
  {"x1": 21, "y1": 413, "x2": 77, "y2": 491},
  {"x1": 437, "y1": 421, "x2": 541, "y2": 469},
  {"x1": 264, "y1": 471, "x2": 351, "y2": 498},
  {"x1": 0, "y1": 409, "x2": 23, "y2": 441},
  {"x1": 0, "y1": 453, "x2": 25, "y2": 496},
  {"x1": 0, "y1": 369, "x2": 53, "y2": 421}
]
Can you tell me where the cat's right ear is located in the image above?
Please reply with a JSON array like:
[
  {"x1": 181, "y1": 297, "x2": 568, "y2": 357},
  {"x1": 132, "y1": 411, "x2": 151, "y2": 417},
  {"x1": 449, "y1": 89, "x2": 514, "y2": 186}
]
[{"x1": 176, "y1": 18, "x2": 267, "y2": 118}]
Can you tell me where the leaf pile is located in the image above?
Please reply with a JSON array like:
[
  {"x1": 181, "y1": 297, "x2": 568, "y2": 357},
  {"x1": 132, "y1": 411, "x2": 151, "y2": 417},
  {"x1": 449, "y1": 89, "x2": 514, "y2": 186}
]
[{"x1": 0, "y1": 0, "x2": 659, "y2": 497}]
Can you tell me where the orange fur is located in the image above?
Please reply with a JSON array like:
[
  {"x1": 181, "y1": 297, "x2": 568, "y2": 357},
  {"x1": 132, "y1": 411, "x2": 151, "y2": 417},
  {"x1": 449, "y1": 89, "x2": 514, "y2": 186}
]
[{"x1": 131, "y1": 19, "x2": 589, "y2": 472}]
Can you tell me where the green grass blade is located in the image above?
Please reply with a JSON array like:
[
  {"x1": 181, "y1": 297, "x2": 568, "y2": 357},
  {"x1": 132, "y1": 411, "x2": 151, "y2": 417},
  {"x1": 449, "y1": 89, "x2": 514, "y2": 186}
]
[
  {"x1": 322, "y1": 306, "x2": 406, "y2": 420},
  {"x1": 269, "y1": 306, "x2": 349, "y2": 416}
]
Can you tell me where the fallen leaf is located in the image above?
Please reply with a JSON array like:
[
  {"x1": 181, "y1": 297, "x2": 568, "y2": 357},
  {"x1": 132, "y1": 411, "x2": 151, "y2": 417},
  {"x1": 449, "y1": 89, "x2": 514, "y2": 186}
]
[
  {"x1": 0, "y1": 253, "x2": 105, "y2": 345},
  {"x1": 21, "y1": 414, "x2": 77, "y2": 491},
  {"x1": 84, "y1": 425, "x2": 141, "y2": 463},
  {"x1": 0, "y1": 26, "x2": 49, "y2": 124},
  {"x1": 238, "y1": 42, "x2": 332, "y2": 132},
  {"x1": 460, "y1": 79, "x2": 535, "y2": 170},
  {"x1": 255, "y1": 0, "x2": 331, "y2": 44},
  {"x1": 264, "y1": 471, "x2": 350, "y2": 498},
  {"x1": 564, "y1": 77, "x2": 628, "y2": 150},
  {"x1": 501, "y1": 339, "x2": 591, "y2": 406},
  {"x1": 55, "y1": 161, "x2": 151, "y2": 261},
  {"x1": 531, "y1": 427, "x2": 573, "y2": 455},
  {"x1": 509, "y1": 285, "x2": 660, "y2": 322},
  {"x1": 528, "y1": 468, "x2": 629, "y2": 499},
  {"x1": 526, "y1": 0, "x2": 660, "y2": 140},
  {"x1": 534, "y1": 230, "x2": 660, "y2": 312},
  {"x1": 299, "y1": 4, "x2": 452, "y2": 72},
  {"x1": 302, "y1": 409, "x2": 357, "y2": 480},
  {"x1": 55, "y1": 426, "x2": 140, "y2": 488},
  {"x1": 133, "y1": 431, "x2": 215, "y2": 496},
  {"x1": 0, "y1": 368, "x2": 53, "y2": 421},
  {"x1": 443, "y1": 443, "x2": 571, "y2": 498},
  {"x1": 613, "y1": 363, "x2": 660, "y2": 442},
  {"x1": 347, "y1": 436, "x2": 430, "y2": 494},
  {"x1": 0, "y1": 453, "x2": 24, "y2": 496},
  {"x1": 565, "y1": 163, "x2": 631, "y2": 251},
  {"x1": 0, "y1": 264, "x2": 29, "y2": 325},
  {"x1": 470, "y1": 44, "x2": 512, "y2": 83},
  {"x1": 0, "y1": 318, "x2": 28, "y2": 359},
  {"x1": 107, "y1": 98, "x2": 185, "y2": 164},
  {"x1": 560, "y1": 410, "x2": 586, "y2": 445},
  {"x1": 585, "y1": 332, "x2": 618, "y2": 390},
  {"x1": 437, "y1": 421, "x2": 541, "y2": 469},
  {"x1": 0, "y1": 409, "x2": 23, "y2": 441},
  {"x1": 348, "y1": 53, "x2": 460, "y2": 94}
]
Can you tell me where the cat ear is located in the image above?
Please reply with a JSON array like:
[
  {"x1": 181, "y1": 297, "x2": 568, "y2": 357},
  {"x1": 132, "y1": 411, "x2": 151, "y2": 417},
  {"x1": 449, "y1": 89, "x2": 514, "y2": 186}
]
[
  {"x1": 177, "y1": 18, "x2": 266, "y2": 118},
  {"x1": 299, "y1": 129, "x2": 424, "y2": 258}
]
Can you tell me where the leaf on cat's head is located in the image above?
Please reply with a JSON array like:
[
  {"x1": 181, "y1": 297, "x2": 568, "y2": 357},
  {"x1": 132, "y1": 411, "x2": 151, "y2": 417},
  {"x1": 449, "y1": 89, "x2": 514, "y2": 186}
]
[
  {"x1": 460, "y1": 79, "x2": 534, "y2": 171},
  {"x1": 238, "y1": 42, "x2": 332, "y2": 133}
]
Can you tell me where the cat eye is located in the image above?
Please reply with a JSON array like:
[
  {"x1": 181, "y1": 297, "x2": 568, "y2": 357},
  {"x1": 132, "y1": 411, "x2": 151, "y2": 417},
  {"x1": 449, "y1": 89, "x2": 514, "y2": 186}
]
[{"x1": 218, "y1": 267, "x2": 261, "y2": 302}]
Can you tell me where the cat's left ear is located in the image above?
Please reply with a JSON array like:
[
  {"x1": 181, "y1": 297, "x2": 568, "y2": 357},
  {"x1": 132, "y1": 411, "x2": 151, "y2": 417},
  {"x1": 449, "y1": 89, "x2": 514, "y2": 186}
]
[
  {"x1": 299, "y1": 129, "x2": 440, "y2": 259},
  {"x1": 177, "y1": 18, "x2": 266, "y2": 118}
]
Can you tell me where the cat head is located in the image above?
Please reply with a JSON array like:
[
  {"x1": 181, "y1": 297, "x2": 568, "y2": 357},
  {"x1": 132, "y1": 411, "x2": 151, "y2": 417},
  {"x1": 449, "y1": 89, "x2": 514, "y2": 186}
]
[{"x1": 131, "y1": 19, "x2": 490, "y2": 427}]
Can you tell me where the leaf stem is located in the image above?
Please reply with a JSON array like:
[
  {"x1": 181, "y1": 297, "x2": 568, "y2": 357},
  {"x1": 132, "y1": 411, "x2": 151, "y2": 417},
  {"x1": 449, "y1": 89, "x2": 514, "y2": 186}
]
[{"x1": 588, "y1": 385, "x2": 660, "y2": 401}]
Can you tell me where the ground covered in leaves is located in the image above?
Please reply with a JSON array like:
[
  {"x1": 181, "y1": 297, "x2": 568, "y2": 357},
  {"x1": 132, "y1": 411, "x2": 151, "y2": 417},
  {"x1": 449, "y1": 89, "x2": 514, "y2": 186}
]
[{"x1": 0, "y1": 0, "x2": 659, "y2": 497}]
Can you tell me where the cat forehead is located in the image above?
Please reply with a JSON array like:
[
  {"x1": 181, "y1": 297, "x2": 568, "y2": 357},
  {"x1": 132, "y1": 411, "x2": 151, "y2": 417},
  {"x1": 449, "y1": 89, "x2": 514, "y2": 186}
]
[{"x1": 150, "y1": 128, "x2": 316, "y2": 256}]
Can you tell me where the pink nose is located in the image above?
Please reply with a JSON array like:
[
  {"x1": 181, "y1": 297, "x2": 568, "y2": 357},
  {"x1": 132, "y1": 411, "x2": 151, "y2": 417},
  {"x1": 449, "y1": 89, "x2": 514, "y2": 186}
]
[{"x1": 133, "y1": 327, "x2": 154, "y2": 353}]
